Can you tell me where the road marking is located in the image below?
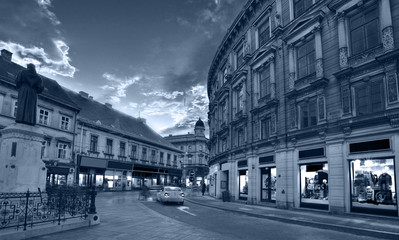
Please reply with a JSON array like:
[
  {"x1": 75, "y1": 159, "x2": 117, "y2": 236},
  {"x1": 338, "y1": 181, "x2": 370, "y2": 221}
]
[
  {"x1": 177, "y1": 206, "x2": 196, "y2": 216},
  {"x1": 239, "y1": 207, "x2": 252, "y2": 211}
]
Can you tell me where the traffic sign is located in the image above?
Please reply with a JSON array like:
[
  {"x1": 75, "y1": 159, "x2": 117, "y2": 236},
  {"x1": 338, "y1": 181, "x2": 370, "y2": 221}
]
[{"x1": 189, "y1": 170, "x2": 195, "y2": 177}]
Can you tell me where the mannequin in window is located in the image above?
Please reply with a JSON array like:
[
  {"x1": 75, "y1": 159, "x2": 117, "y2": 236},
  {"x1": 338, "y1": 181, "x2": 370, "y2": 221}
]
[{"x1": 378, "y1": 172, "x2": 392, "y2": 202}]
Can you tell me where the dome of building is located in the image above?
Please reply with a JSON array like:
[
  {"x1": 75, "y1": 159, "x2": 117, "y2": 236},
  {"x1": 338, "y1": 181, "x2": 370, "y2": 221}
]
[{"x1": 195, "y1": 118, "x2": 205, "y2": 128}]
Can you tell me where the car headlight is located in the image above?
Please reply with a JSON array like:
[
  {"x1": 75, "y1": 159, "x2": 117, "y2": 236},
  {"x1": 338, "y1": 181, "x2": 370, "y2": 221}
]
[
  {"x1": 164, "y1": 193, "x2": 169, "y2": 197},
  {"x1": 180, "y1": 193, "x2": 185, "y2": 197}
]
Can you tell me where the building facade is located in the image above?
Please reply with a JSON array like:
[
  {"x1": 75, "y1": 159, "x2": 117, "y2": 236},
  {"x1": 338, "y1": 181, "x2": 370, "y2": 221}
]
[
  {"x1": 0, "y1": 49, "x2": 183, "y2": 191},
  {"x1": 208, "y1": 0, "x2": 399, "y2": 217},
  {"x1": 66, "y1": 90, "x2": 183, "y2": 191},
  {"x1": 164, "y1": 118, "x2": 209, "y2": 186},
  {"x1": 0, "y1": 49, "x2": 80, "y2": 187}
]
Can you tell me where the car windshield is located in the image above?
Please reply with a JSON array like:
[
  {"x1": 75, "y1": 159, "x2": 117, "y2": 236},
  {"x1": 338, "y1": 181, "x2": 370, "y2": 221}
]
[{"x1": 164, "y1": 187, "x2": 181, "y2": 191}]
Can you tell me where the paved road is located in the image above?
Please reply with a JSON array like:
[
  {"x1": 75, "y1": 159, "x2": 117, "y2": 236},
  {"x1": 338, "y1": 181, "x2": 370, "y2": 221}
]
[
  {"x1": 143, "y1": 200, "x2": 379, "y2": 240},
  {"x1": 30, "y1": 192, "x2": 381, "y2": 240}
]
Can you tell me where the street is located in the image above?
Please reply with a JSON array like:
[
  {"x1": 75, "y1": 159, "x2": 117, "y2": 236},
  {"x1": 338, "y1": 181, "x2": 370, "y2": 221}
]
[{"x1": 30, "y1": 192, "x2": 381, "y2": 240}]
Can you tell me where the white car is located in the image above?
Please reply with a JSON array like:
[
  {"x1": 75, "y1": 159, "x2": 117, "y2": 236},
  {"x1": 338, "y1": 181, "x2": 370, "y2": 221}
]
[{"x1": 156, "y1": 186, "x2": 184, "y2": 205}]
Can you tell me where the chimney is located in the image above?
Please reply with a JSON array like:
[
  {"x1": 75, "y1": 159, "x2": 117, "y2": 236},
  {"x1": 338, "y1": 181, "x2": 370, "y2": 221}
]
[
  {"x1": 105, "y1": 103, "x2": 112, "y2": 108},
  {"x1": 1, "y1": 49, "x2": 12, "y2": 62},
  {"x1": 138, "y1": 117, "x2": 146, "y2": 124},
  {"x1": 79, "y1": 91, "x2": 89, "y2": 98}
]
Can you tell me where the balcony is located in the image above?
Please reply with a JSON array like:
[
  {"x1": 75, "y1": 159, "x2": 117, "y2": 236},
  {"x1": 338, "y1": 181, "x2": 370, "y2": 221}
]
[{"x1": 103, "y1": 152, "x2": 114, "y2": 159}]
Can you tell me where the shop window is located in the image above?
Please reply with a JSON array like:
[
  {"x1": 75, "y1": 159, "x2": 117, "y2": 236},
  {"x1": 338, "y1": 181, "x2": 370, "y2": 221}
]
[
  {"x1": 349, "y1": 6, "x2": 380, "y2": 56},
  {"x1": 89, "y1": 135, "x2": 98, "y2": 152},
  {"x1": 261, "y1": 167, "x2": 277, "y2": 202},
  {"x1": 294, "y1": 0, "x2": 314, "y2": 18},
  {"x1": 39, "y1": 108, "x2": 50, "y2": 125},
  {"x1": 354, "y1": 80, "x2": 384, "y2": 116},
  {"x1": 119, "y1": 142, "x2": 126, "y2": 157},
  {"x1": 300, "y1": 163, "x2": 328, "y2": 209},
  {"x1": 239, "y1": 170, "x2": 248, "y2": 199},
  {"x1": 297, "y1": 38, "x2": 315, "y2": 79},
  {"x1": 299, "y1": 99, "x2": 317, "y2": 128},
  {"x1": 259, "y1": 65, "x2": 270, "y2": 99},
  {"x1": 60, "y1": 115, "x2": 70, "y2": 130},
  {"x1": 258, "y1": 18, "x2": 270, "y2": 47},
  {"x1": 57, "y1": 143, "x2": 68, "y2": 159},
  {"x1": 350, "y1": 158, "x2": 397, "y2": 216}
]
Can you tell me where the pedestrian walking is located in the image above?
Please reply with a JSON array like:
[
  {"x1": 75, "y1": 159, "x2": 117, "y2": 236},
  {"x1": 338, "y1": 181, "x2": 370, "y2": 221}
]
[{"x1": 202, "y1": 182, "x2": 206, "y2": 196}]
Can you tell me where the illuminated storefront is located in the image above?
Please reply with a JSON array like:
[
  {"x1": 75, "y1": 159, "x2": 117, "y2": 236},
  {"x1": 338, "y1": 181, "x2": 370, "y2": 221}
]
[{"x1": 300, "y1": 163, "x2": 328, "y2": 210}]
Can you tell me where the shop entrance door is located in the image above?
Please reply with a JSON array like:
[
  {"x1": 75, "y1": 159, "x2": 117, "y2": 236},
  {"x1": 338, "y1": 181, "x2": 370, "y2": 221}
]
[{"x1": 261, "y1": 167, "x2": 276, "y2": 202}]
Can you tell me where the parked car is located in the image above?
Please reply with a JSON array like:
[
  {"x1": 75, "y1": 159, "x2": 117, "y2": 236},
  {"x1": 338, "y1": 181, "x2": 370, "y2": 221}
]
[{"x1": 156, "y1": 186, "x2": 184, "y2": 205}]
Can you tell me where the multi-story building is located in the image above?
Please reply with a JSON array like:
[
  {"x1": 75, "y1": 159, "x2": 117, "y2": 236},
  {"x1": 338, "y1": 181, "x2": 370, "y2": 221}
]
[
  {"x1": 0, "y1": 49, "x2": 80, "y2": 186},
  {"x1": 208, "y1": 0, "x2": 399, "y2": 217},
  {"x1": 164, "y1": 118, "x2": 209, "y2": 186},
  {"x1": 0, "y1": 49, "x2": 183, "y2": 191},
  {"x1": 66, "y1": 90, "x2": 183, "y2": 190}
]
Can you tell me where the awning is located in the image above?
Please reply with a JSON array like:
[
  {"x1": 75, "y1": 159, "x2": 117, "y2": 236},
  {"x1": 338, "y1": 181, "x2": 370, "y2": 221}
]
[{"x1": 47, "y1": 166, "x2": 70, "y2": 175}]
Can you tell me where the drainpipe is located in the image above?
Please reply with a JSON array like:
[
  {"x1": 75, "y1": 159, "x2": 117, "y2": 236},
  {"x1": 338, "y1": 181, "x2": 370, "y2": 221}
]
[{"x1": 71, "y1": 111, "x2": 78, "y2": 185}]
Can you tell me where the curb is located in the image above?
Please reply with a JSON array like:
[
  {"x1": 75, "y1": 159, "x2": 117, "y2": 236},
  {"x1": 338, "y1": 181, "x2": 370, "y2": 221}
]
[{"x1": 186, "y1": 198, "x2": 399, "y2": 240}]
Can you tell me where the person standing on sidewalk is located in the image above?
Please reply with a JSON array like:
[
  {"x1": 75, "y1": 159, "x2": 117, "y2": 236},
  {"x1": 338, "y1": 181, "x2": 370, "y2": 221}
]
[{"x1": 202, "y1": 182, "x2": 206, "y2": 196}]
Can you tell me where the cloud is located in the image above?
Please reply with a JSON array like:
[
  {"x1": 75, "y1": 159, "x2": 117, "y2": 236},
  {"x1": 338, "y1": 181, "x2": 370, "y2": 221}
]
[
  {"x1": 36, "y1": 0, "x2": 60, "y2": 25},
  {"x1": 101, "y1": 72, "x2": 141, "y2": 99},
  {"x1": 142, "y1": 90, "x2": 184, "y2": 100},
  {"x1": 0, "y1": 40, "x2": 77, "y2": 78}
]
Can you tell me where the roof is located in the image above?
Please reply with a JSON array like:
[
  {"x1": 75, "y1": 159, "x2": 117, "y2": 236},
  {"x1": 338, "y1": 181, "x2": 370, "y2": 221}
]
[
  {"x1": 195, "y1": 118, "x2": 205, "y2": 128},
  {"x1": 64, "y1": 89, "x2": 181, "y2": 152},
  {"x1": 0, "y1": 57, "x2": 80, "y2": 111}
]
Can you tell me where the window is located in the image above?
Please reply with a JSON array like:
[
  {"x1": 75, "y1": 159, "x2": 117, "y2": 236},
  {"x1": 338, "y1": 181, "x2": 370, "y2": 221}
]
[
  {"x1": 235, "y1": 43, "x2": 244, "y2": 69},
  {"x1": 106, "y1": 139, "x2": 113, "y2": 154},
  {"x1": 258, "y1": 19, "x2": 270, "y2": 47},
  {"x1": 151, "y1": 150, "x2": 156, "y2": 161},
  {"x1": 300, "y1": 163, "x2": 329, "y2": 208},
  {"x1": 294, "y1": 0, "x2": 314, "y2": 18},
  {"x1": 221, "y1": 101, "x2": 227, "y2": 124},
  {"x1": 39, "y1": 109, "x2": 50, "y2": 125},
  {"x1": 350, "y1": 6, "x2": 380, "y2": 55},
  {"x1": 160, "y1": 152, "x2": 164, "y2": 163},
  {"x1": 350, "y1": 158, "x2": 397, "y2": 214},
  {"x1": 237, "y1": 85, "x2": 244, "y2": 112},
  {"x1": 260, "y1": 118, "x2": 269, "y2": 139},
  {"x1": 355, "y1": 80, "x2": 384, "y2": 116},
  {"x1": 58, "y1": 143, "x2": 68, "y2": 159},
  {"x1": 89, "y1": 135, "x2": 98, "y2": 152},
  {"x1": 297, "y1": 38, "x2": 315, "y2": 79},
  {"x1": 12, "y1": 99, "x2": 17, "y2": 118},
  {"x1": 60, "y1": 115, "x2": 70, "y2": 130},
  {"x1": 199, "y1": 145, "x2": 203, "y2": 151},
  {"x1": 0, "y1": 94, "x2": 4, "y2": 113},
  {"x1": 142, "y1": 147, "x2": 147, "y2": 160},
  {"x1": 300, "y1": 99, "x2": 317, "y2": 128},
  {"x1": 130, "y1": 145, "x2": 137, "y2": 159},
  {"x1": 167, "y1": 154, "x2": 171, "y2": 165},
  {"x1": 239, "y1": 170, "x2": 248, "y2": 199},
  {"x1": 222, "y1": 137, "x2": 227, "y2": 152},
  {"x1": 259, "y1": 66, "x2": 270, "y2": 98},
  {"x1": 173, "y1": 155, "x2": 177, "y2": 163},
  {"x1": 41, "y1": 140, "x2": 50, "y2": 159},
  {"x1": 180, "y1": 146, "x2": 184, "y2": 151},
  {"x1": 237, "y1": 128, "x2": 244, "y2": 146},
  {"x1": 119, "y1": 142, "x2": 126, "y2": 157}
]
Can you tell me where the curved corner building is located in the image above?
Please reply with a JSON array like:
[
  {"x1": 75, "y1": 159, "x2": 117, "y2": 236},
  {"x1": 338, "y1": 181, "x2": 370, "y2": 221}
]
[{"x1": 207, "y1": 0, "x2": 399, "y2": 217}]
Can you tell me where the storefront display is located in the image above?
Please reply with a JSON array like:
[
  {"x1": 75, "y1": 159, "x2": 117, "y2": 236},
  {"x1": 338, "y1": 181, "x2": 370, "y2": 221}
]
[
  {"x1": 239, "y1": 170, "x2": 248, "y2": 199},
  {"x1": 261, "y1": 167, "x2": 276, "y2": 202},
  {"x1": 300, "y1": 163, "x2": 329, "y2": 209},
  {"x1": 350, "y1": 158, "x2": 397, "y2": 215}
]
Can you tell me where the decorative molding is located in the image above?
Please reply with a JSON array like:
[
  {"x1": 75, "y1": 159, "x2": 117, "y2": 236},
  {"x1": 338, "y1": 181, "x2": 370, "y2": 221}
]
[
  {"x1": 315, "y1": 58, "x2": 324, "y2": 78},
  {"x1": 342, "y1": 125, "x2": 352, "y2": 136},
  {"x1": 339, "y1": 47, "x2": 348, "y2": 68},
  {"x1": 387, "y1": 114, "x2": 399, "y2": 128},
  {"x1": 382, "y1": 26, "x2": 394, "y2": 52}
]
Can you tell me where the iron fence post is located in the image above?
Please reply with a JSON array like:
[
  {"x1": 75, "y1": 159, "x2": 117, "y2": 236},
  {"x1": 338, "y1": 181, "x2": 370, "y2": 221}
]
[
  {"x1": 58, "y1": 189, "x2": 62, "y2": 225},
  {"x1": 23, "y1": 190, "x2": 30, "y2": 231},
  {"x1": 89, "y1": 187, "x2": 97, "y2": 214}
]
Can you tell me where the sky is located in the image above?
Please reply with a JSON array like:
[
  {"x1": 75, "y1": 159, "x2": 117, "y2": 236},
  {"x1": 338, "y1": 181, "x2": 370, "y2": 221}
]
[{"x1": 0, "y1": 0, "x2": 244, "y2": 137}]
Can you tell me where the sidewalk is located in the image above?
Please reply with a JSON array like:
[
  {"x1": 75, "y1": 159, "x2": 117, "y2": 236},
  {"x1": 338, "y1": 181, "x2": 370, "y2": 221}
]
[{"x1": 186, "y1": 194, "x2": 399, "y2": 240}]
